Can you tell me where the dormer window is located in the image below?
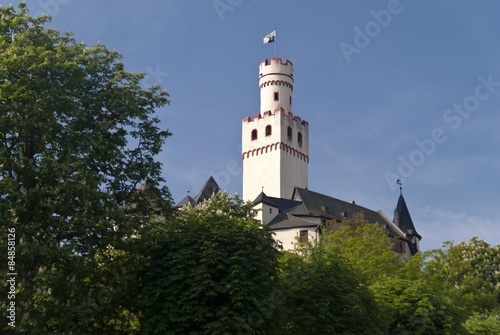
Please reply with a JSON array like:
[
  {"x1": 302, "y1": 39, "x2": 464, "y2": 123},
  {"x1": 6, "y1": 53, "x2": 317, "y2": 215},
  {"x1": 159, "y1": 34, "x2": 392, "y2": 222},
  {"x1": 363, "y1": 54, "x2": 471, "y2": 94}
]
[
  {"x1": 251, "y1": 129, "x2": 257, "y2": 141},
  {"x1": 265, "y1": 125, "x2": 272, "y2": 136}
]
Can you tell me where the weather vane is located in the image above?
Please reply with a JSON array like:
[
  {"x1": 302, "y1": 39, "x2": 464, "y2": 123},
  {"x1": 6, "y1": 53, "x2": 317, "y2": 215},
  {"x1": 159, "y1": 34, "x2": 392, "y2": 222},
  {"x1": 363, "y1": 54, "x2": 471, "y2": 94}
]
[{"x1": 397, "y1": 179, "x2": 403, "y2": 195}]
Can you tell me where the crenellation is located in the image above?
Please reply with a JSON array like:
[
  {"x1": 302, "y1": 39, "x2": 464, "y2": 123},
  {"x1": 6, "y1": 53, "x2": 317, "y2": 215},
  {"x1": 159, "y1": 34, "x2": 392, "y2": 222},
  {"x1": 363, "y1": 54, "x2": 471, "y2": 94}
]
[
  {"x1": 243, "y1": 57, "x2": 308, "y2": 201},
  {"x1": 242, "y1": 108, "x2": 308, "y2": 128}
]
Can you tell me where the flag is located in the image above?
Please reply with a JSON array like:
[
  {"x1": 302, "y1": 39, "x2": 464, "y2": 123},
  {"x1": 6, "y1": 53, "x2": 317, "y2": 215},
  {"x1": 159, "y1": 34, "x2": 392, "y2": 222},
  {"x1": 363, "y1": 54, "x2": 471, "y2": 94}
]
[{"x1": 263, "y1": 30, "x2": 276, "y2": 44}]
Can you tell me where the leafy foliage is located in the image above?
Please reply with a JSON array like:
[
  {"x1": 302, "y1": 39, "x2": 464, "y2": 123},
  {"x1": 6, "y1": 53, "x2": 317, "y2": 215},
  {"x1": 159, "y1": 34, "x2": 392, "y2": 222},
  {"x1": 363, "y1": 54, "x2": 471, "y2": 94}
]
[
  {"x1": 0, "y1": 3, "x2": 171, "y2": 333},
  {"x1": 322, "y1": 212, "x2": 404, "y2": 284},
  {"x1": 422, "y1": 237, "x2": 500, "y2": 318},
  {"x1": 277, "y1": 248, "x2": 388, "y2": 335},
  {"x1": 463, "y1": 311, "x2": 500, "y2": 335},
  {"x1": 372, "y1": 277, "x2": 466, "y2": 335},
  {"x1": 139, "y1": 192, "x2": 282, "y2": 335}
]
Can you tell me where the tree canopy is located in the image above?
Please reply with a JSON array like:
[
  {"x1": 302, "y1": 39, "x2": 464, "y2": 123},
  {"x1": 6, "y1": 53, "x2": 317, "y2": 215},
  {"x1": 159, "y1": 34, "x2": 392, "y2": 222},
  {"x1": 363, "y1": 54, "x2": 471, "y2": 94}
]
[
  {"x1": 139, "y1": 192, "x2": 282, "y2": 335},
  {"x1": 322, "y1": 212, "x2": 404, "y2": 284},
  {"x1": 421, "y1": 238, "x2": 500, "y2": 319},
  {"x1": 0, "y1": 3, "x2": 171, "y2": 333},
  {"x1": 371, "y1": 277, "x2": 465, "y2": 335},
  {"x1": 277, "y1": 247, "x2": 388, "y2": 335}
]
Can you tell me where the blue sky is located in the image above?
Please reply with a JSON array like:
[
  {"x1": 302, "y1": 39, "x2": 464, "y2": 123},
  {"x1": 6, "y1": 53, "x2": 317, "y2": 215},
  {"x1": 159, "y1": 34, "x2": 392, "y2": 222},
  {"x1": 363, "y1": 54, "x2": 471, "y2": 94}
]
[{"x1": 10, "y1": 0, "x2": 500, "y2": 251}]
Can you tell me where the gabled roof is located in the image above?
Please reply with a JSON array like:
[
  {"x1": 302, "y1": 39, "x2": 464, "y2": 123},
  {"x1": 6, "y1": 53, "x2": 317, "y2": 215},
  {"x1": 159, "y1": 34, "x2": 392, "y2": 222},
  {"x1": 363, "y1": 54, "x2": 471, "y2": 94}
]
[
  {"x1": 252, "y1": 192, "x2": 302, "y2": 212},
  {"x1": 193, "y1": 176, "x2": 221, "y2": 204},
  {"x1": 175, "y1": 194, "x2": 198, "y2": 208},
  {"x1": 252, "y1": 192, "x2": 279, "y2": 208},
  {"x1": 393, "y1": 194, "x2": 421, "y2": 239},
  {"x1": 175, "y1": 176, "x2": 221, "y2": 208},
  {"x1": 288, "y1": 187, "x2": 405, "y2": 238}
]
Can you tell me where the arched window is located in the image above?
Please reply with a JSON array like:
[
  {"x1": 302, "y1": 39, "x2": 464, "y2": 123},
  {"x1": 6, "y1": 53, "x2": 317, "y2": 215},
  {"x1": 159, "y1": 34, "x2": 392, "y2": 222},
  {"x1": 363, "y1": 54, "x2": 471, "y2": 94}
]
[
  {"x1": 265, "y1": 125, "x2": 272, "y2": 136},
  {"x1": 287, "y1": 126, "x2": 292, "y2": 140},
  {"x1": 298, "y1": 132, "x2": 303, "y2": 146},
  {"x1": 251, "y1": 129, "x2": 257, "y2": 141}
]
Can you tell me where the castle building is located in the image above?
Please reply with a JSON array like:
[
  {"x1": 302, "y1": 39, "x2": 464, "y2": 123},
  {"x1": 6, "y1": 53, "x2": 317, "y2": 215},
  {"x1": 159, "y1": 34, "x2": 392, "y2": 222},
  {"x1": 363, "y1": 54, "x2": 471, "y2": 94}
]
[
  {"x1": 177, "y1": 57, "x2": 421, "y2": 259},
  {"x1": 242, "y1": 58, "x2": 309, "y2": 201}
]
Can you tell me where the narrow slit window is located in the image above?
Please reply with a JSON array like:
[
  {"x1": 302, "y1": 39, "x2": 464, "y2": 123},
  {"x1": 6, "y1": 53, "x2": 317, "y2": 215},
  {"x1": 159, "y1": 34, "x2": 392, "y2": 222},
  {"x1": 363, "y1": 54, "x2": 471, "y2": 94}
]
[
  {"x1": 274, "y1": 92, "x2": 279, "y2": 101},
  {"x1": 298, "y1": 132, "x2": 303, "y2": 146},
  {"x1": 287, "y1": 126, "x2": 292, "y2": 140}
]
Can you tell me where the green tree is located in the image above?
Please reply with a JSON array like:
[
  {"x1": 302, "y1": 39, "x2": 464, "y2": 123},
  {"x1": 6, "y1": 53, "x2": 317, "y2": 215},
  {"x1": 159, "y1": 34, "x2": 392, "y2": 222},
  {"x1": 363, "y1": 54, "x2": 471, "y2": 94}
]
[
  {"x1": 371, "y1": 277, "x2": 466, "y2": 334},
  {"x1": 422, "y1": 238, "x2": 500, "y2": 318},
  {"x1": 322, "y1": 212, "x2": 404, "y2": 284},
  {"x1": 0, "y1": 3, "x2": 171, "y2": 333},
  {"x1": 277, "y1": 248, "x2": 388, "y2": 335},
  {"x1": 139, "y1": 192, "x2": 282, "y2": 335},
  {"x1": 463, "y1": 311, "x2": 500, "y2": 335}
]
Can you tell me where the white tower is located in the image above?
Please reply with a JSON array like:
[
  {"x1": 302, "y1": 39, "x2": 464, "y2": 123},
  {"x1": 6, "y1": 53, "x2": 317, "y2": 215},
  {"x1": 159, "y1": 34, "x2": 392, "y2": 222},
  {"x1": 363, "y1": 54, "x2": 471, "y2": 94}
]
[{"x1": 242, "y1": 58, "x2": 309, "y2": 201}]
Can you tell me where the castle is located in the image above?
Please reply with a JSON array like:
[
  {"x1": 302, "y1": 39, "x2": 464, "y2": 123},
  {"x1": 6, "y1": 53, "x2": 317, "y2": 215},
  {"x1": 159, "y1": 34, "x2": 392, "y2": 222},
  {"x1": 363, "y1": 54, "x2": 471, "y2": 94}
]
[{"x1": 177, "y1": 57, "x2": 421, "y2": 259}]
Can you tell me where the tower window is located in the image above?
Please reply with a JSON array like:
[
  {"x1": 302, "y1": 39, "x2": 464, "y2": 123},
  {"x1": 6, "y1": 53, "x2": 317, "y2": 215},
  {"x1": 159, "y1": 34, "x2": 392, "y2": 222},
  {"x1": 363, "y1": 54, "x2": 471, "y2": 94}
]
[
  {"x1": 290, "y1": 96, "x2": 292, "y2": 105},
  {"x1": 287, "y1": 126, "x2": 292, "y2": 140},
  {"x1": 274, "y1": 92, "x2": 279, "y2": 101},
  {"x1": 265, "y1": 125, "x2": 272, "y2": 136},
  {"x1": 251, "y1": 129, "x2": 257, "y2": 141},
  {"x1": 298, "y1": 132, "x2": 303, "y2": 146}
]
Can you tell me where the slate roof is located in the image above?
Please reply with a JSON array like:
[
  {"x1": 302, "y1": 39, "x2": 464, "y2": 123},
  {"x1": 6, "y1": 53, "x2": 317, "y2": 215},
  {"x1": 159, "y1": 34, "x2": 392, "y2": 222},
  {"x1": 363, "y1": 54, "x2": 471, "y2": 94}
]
[
  {"x1": 193, "y1": 176, "x2": 221, "y2": 203},
  {"x1": 393, "y1": 194, "x2": 421, "y2": 238},
  {"x1": 252, "y1": 192, "x2": 302, "y2": 213},
  {"x1": 267, "y1": 213, "x2": 319, "y2": 230},
  {"x1": 291, "y1": 187, "x2": 405, "y2": 237},
  {"x1": 175, "y1": 176, "x2": 221, "y2": 208},
  {"x1": 252, "y1": 192, "x2": 280, "y2": 208},
  {"x1": 176, "y1": 180, "x2": 420, "y2": 254},
  {"x1": 254, "y1": 187, "x2": 406, "y2": 239},
  {"x1": 175, "y1": 194, "x2": 198, "y2": 208}
]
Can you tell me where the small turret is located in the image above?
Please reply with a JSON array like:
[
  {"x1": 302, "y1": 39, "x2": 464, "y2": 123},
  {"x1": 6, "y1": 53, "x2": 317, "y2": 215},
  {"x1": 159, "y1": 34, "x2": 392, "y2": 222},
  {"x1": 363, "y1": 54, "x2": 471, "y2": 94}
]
[
  {"x1": 393, "y1": 192, "x2": 421, "y2": 255},
  {"x1": 259, "y1": 58, "x2": 294, "y2": 114}
]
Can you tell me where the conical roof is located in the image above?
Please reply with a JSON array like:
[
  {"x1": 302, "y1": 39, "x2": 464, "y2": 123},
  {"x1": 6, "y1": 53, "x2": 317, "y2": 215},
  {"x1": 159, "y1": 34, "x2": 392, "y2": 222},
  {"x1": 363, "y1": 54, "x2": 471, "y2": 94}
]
[{"x1": 393, "y1": 194, "x2": 420, "y2": 239}]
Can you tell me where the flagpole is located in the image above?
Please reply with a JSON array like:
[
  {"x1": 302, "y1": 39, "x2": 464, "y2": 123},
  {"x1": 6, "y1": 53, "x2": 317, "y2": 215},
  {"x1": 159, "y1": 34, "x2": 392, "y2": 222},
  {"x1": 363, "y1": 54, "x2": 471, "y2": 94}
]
[{"x1": 275, "y1": 27, "x2": 277, "y2": 58}]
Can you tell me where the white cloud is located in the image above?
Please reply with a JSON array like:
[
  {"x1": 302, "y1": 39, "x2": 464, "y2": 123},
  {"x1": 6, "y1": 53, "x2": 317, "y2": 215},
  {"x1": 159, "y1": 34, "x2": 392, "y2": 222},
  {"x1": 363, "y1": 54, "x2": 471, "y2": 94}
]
[{"x1": 415, "y1": 207, "x2": 500, "y2": 251}]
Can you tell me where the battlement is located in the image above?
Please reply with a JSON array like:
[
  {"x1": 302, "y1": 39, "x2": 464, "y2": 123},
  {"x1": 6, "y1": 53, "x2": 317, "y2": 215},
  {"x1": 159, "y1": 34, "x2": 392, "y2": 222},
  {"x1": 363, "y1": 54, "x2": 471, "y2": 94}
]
[
  {"x1": 259, "y1": 58, "x2": 293, "y2": 78},
  {"x1": 242, "y1": 108, "x2": 308, "y2": 127}
]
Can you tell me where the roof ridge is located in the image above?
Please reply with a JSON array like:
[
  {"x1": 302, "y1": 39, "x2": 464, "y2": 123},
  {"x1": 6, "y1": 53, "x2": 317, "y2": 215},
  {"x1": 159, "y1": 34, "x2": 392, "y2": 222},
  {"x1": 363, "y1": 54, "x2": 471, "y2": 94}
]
[{"x1": 377, "y1": 210, "x2": 406, "y2": 237}]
